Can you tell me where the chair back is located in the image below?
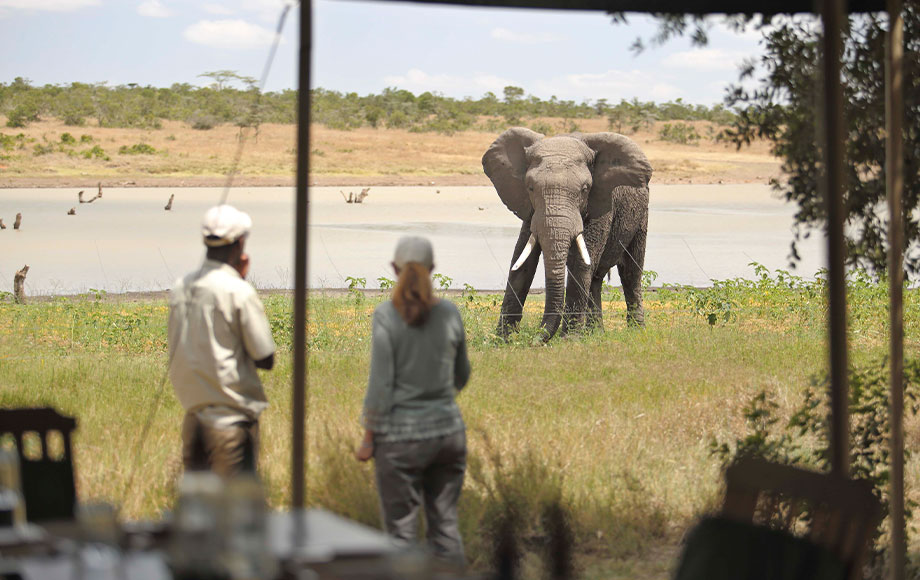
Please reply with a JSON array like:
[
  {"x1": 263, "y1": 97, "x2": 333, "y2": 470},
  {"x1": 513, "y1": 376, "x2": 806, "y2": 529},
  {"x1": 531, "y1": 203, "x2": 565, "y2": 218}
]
[
  {"x1": 722, "y1": 457, "x2": 881, "y2": 579},
  {"x1": 0, "y1": 407, "x2": 77, "y2": 523}
]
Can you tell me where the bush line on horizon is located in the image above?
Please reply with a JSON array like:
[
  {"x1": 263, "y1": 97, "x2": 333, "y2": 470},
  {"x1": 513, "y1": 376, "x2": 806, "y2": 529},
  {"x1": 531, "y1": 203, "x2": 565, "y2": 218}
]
[{"x1": 1, "y1": 75, "x2": 736, "y2": 136}]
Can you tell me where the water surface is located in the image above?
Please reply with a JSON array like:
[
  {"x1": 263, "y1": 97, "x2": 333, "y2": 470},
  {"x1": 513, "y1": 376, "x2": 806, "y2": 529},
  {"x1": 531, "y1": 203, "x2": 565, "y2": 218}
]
[{"x1": 0, "y1": 184, "x2": 823, "y2": 295}]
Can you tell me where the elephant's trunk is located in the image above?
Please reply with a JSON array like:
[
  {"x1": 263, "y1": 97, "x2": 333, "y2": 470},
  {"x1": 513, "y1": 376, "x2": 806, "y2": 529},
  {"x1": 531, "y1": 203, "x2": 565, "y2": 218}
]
[
  {"x1": 534, "y1": 205, "x2": 585, "y2": 340},
  {"x1": 540, "y1": 251, "x2": 567, "y2": 340}
]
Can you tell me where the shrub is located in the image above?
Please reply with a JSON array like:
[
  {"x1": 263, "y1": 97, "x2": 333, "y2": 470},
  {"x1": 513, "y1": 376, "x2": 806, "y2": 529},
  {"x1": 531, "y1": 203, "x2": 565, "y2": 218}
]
[
  {"x1": 432, "y1": 273, "x2": 452, "y2": 292},
  {"x1": 386, "y1": 110, "x2": 409, "y2": 129},
  {"x1": 60, "y1": 133, "x2": 76, "y2": 145},
  {"x1": 658, "y1": 122, "x2": 701, "y2": 145},
  {"x1": 0, "y1": 133, "x2": 25, "y2": 152},
  {"x1": 711, "y1": 357, "x2": 920, "y2": 578},
  {"x1": 80, "y1": 134, "x2": 94, "y2": 143},
  {"x1": 529, "y1": 121, "x2": 554, "y2": 136},
  {"x1": 6, "y1": 103, "x2": 39, "y2": 128},
  {"x1": 118, "y1": 143, "x2": 157, "y2": 155},
  {"x1": 61, "y1": 111, "x2": 86, "y2": 126},
  {"x1": 189, "y1": 114, "x2": 218, "y2": 130},
  {"x1": 82, "y1": 145, "x2": 109, "y2": 160},
  {"x1": 32, "y1": 142, "x2": 54, "y2": 156}
]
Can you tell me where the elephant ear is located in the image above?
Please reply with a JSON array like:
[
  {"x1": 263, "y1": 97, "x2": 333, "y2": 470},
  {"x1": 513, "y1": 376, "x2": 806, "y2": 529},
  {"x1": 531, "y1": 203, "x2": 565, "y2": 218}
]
[
  {"x1": 482, "y1": 127, "x2": 544, "y2": 221},
  {"x1": 581, "y1": 133, "x2": 653, "y2": 218}
]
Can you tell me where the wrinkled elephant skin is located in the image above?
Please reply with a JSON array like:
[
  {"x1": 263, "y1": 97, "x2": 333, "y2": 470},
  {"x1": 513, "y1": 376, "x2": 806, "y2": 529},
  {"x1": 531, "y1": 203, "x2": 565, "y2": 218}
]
[{"x1": 482, "y1": 127, "x2": 652, "y2": 341}]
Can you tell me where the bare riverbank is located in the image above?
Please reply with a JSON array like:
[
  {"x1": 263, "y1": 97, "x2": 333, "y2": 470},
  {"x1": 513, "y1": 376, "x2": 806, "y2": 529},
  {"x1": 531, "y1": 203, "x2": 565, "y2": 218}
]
[{"x1": 0, "y1": 118, "x2": 780, "y2": 189}]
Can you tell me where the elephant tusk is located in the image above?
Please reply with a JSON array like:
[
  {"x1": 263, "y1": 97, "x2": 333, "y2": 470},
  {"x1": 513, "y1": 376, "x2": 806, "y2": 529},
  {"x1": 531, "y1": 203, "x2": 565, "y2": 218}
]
[
  {"x1": 511, "y1": 234, "x2": 537, "y2": 271},
  {"x1": 576, "y1": 233, "x2": 591, "y2": 266}
]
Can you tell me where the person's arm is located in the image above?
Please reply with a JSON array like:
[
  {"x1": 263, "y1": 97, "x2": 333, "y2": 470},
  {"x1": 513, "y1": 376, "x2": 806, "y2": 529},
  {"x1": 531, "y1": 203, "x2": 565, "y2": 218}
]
[
  {"x1": 255, "y1": 353, "x2": 274, "y2": 370},
  {"x1": 355, "y1": 428, "x2": 374, "y2": 462},
  {"x1": 357, "y1": 310, "x2": 395, "y2": 460},
  {"x1": 239, "y1": 289, "x2": 276, "y2": 370},
  {"x1": 454, "y1": 313, "x2": 471, "y2": 391}
]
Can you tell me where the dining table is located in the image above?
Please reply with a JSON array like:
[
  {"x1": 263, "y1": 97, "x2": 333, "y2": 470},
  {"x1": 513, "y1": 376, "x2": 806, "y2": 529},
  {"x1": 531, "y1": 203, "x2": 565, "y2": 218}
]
[{"x1": 0, "y1": 508, "x2": 431, "y2": 580}]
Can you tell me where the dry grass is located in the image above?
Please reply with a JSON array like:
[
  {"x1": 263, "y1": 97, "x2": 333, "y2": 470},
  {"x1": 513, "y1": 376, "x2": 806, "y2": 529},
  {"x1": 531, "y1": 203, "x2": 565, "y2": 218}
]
[
  {"x1": 0, "y1": 117, "x2": 779, "y2": 187},
  {"x1": 2, "y1": 275, "x2": 915, "y2": 578}
]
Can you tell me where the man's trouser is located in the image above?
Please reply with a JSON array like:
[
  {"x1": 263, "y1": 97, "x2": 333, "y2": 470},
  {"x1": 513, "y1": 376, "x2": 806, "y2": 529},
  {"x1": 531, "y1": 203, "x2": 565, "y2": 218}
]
[
  {"x1": 373, "y1": 430, "x2": 466, "y2": 565},
  {"x1": 181, "y1": 410, "x2": 259, "y2": 477}
]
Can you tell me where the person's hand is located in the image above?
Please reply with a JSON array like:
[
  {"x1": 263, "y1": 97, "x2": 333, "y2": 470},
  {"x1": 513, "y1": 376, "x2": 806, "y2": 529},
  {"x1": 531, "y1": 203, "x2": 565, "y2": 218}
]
[
  {"x1": 355, "y1": 440, "x2": 374, "y2": 462},
  {"x1": 235, "y1": 253, "x2": 251, "y2": 279}
]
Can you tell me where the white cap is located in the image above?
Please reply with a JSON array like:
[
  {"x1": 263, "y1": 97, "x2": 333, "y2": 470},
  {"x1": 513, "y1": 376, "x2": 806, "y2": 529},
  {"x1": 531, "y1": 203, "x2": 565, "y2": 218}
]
[
  {"x1": 201, "y1": 204, "x2": 252, "y2": 247},
  {"x1": 393, "y1": 236, "x2": 434, "y2": 269}
]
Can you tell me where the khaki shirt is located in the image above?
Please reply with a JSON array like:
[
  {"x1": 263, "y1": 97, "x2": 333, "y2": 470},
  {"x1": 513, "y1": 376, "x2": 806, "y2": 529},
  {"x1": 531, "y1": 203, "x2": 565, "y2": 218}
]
[{"x1": 168, "y1": 260, "x2": 276, "y2": 420}]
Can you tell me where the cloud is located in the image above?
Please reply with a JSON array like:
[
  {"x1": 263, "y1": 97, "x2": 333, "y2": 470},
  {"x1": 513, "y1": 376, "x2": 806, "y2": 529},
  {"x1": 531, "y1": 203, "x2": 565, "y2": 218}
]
[
  {"x1": 0, "y1": 0, "x2": 99, "y2": 11},
  {"x1": 241, "y1": 0, "x2": 290, "y2": 22},
  {"x1": 203, "y1": 3, "x2": 236, "y2": 16},
  {"x1": 137, "y1": 0, "x2": 170, "y2": 18},
  {"x1": 184, "y1": 19, "x2": 278, "y2": 49},
  {"x1": 382, "y1": 69, "x2": 516, "y2": 98},
  {"x1": 534, "y1": 70, "x2": 682, "y2": 103},
  {"x1": 661, "y1": 48, "x2": 750, "y2": 72},
  {"x1": 491, "y1": 27, "x2": 563, "y2": 45}
]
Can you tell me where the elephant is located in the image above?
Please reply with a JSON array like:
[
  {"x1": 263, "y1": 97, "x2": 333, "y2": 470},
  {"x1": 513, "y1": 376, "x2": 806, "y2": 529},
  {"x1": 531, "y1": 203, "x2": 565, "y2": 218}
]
[{"x1": 482, "y1": 127, "x2": 652, "y2": 340}]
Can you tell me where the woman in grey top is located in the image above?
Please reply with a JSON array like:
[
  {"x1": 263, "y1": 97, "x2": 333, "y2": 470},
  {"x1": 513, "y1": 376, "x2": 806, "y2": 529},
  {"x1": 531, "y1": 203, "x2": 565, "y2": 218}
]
[{"x1": 356, "y1": 236, "x2": 471, "y2": 565}]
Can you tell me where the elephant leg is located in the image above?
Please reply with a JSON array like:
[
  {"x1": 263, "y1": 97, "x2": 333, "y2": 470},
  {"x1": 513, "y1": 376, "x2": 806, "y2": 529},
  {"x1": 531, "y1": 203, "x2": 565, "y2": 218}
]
[
  {"x1": 563, "y1": 218, "x2": 609, "y2": 334},
  {"x1": 562, "y1": 263, "x2": 591, "y2": 335},
  {"x1": 498, "y1": 222, "x2": 541, "y2": 338},
  {"x1": 617, "y1": 231, "x2": 647, "y2": 327},
  {"x1": 586, "y1": 274, "x2": 605, "y2": 330}
]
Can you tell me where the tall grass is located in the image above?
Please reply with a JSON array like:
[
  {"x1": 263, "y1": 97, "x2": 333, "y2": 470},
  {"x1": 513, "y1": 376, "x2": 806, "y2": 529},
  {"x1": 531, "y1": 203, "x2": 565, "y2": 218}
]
[{"x1": 0, "y1": 266, "x2": 916, "y2": 578}]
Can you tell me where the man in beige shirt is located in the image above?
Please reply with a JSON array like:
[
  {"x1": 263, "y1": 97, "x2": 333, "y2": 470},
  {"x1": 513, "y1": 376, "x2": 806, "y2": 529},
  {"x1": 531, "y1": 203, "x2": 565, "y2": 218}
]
[{"x1": 168, "y1": 204, "x2": 276, "y2": 477}]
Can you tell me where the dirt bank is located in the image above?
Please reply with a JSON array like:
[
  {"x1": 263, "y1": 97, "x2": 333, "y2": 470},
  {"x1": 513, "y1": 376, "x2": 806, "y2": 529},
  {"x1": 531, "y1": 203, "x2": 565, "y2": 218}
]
[{"x1": 0, "y1": 118, "x2": 781, "y2": 189}]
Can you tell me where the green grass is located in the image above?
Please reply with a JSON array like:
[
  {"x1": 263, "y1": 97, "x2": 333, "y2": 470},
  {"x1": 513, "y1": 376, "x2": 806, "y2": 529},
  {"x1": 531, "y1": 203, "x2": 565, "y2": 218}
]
[{"x1": 1, "y1": 267, "x2": 917, "y2": 578}]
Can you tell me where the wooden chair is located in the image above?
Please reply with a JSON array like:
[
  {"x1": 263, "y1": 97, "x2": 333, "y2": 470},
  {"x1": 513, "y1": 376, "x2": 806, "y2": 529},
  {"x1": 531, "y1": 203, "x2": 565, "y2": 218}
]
[
  {"x1": 721, "y1": 457, "x2": 882, "y2": 580},
  {"x1": 0, "y1": 408, "x2": 77, "y2": 523}
]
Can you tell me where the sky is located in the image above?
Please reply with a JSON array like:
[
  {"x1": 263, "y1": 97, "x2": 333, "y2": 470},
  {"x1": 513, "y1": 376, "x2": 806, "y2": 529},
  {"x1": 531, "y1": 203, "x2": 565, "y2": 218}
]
[{"x1": 0, "y1": 0, "x2": 768, "y2": 106}]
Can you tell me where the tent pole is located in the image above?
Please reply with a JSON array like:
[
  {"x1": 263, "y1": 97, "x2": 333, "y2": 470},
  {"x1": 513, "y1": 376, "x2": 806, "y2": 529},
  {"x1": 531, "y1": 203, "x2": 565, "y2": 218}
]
[
  {"x1": 820, "y1": 0, "x2": 849, "y2": 478},
  {"x1": 886, "y1": 1, "x2": 905, "y2": 578},
  {"x1": 293, "y1": 0, "x2": 312, "y2": 515}
]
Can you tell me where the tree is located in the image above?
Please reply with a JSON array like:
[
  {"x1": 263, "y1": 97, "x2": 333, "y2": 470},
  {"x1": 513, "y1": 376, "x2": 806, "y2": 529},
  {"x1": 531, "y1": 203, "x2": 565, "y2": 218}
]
[
  {"x1": 594, "y1": 98, "x2": 608, "y2": 116},
  {"x1": 502, "y1": 85, "x2": 524, "y2": 104},
  {"x1": 627, "y1": 9, "x2": 920, "y2": 277},
  {"x1": 198, "y1": 70, "x2": 253, "y2": 92}
]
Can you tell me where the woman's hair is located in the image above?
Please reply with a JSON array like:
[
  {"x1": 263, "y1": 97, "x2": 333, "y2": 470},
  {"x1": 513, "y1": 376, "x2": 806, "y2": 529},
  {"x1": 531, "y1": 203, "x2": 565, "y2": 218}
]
[{"x1": 392, "y1": 262, "x2": 435, "y2": 326}]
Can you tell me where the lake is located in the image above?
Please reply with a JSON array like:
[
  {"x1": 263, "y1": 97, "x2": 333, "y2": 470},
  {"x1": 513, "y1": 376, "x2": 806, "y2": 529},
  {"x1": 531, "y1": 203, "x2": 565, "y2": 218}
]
[{"x1": 0, "y1": 184, "x2": 824, "y2": 295}]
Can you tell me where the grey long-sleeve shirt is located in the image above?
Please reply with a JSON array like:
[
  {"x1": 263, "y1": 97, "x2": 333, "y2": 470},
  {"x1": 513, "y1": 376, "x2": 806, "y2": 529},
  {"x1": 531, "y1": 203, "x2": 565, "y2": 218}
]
[{"x1": 362, "y1": 299, "x2": 471, "y2": 443}]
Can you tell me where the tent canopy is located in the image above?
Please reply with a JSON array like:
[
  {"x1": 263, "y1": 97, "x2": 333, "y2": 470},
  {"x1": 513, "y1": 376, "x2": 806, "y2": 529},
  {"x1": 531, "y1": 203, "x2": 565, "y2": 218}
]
[{"x1": 376, "y1": 0, "x2": 886, "y2": 13}]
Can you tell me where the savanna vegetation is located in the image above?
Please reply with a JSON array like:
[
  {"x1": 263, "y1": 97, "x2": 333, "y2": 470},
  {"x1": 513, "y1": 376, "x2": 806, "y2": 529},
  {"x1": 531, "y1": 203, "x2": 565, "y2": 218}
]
[
  {"x1": 0, "y1": 75, "x2": 774, "y2": 187},
  {"x1": 0, "y1": 74, "x2": 735, "y2": 136},
  {"x1": 2, "y1": 265, "x2": 918, "y2": 578}
]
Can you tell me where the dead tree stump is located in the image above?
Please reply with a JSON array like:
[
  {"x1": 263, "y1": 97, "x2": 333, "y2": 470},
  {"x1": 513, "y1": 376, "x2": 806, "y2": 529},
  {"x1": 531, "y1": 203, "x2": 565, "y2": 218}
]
[
  {"x1": 13, "y1": 265, "x2": 29, "y2": 304},
  {"x1": 13, "y1": 213, "x2": 21, "y2": 230},
  {"x1": 0, "y1": 219, "x2": 5, "y2": 230},
  {"x1": 164, "y1": 194, "x2": 174, "y2": 211},
  {"x1": 78, "y1": 190, "x2": 85, "y2": 203},
  {"x1": 67, "y1": 208, "x2": 76, "y2": 216},
  {"x1": 340, "y1": 188, "x2": 371, "y2": 204}
]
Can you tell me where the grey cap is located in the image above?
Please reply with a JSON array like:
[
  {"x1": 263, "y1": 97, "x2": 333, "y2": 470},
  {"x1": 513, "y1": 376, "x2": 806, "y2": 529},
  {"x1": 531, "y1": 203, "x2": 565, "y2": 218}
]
[{"x1": 393, "y1": 236, "x2": 434, "y2": 269}]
